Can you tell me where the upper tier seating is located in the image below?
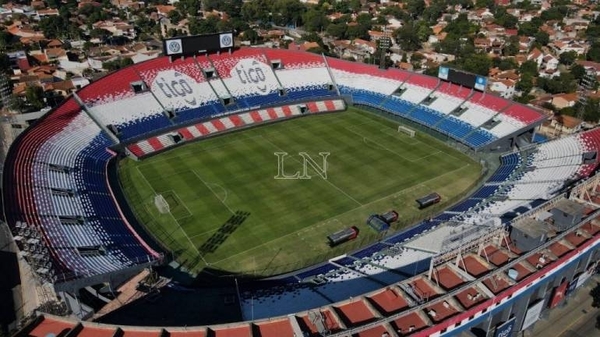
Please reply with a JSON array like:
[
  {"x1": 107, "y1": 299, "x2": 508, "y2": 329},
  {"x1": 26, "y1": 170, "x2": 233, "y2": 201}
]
[
  {"x1": 4, "y1": 101, "x2": 160, "y2": 282},
  {"x1": 577, "y1": 128, "x2": 600, "y2": 176}
]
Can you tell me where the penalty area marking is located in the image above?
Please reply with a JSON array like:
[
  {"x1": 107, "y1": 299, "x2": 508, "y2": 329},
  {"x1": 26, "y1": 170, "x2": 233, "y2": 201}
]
[
  {"x1": 136, "y1": 167, "x2": 203, "y2": 260},
  {"x1": 346, "y1": 126, "x2": 441, "y2": 163},
  {"x1": 192, "y1": 170, "x2": 235, "y2": 214},
  {"x1": 163, "y1": 189, "x2": 193, "y2": 220},
  {"x1": 206, "y1": 183, "x2": 229, "y2": 203}
]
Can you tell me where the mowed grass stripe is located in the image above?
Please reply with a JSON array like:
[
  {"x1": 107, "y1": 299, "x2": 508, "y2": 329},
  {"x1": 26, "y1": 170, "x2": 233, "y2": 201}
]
[{"x1": 119, "y1": 108, "x2": 481, "y2": 275}]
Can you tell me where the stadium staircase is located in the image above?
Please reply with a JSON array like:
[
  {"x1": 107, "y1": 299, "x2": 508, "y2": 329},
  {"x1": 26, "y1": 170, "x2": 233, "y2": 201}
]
[
  {"x1": 130, "y1": 64, "x2": 174, "y2": 125},
  {"x1": 322, "y1": 54, "x2": 341, "y2": 96},
  {"x1": 206, "y1": 55, "x2": 240, "y2": 110},
  {"x1": 431, "y1": 87, "x2": 475, "y2": 129},
  {"x1": 375, "y1": 70, "x2": 416, "y2": 110},
  {"x1": 459, "y1": 102, "x2": 514, "y2": 146},
  {"x1": 261, "y1": 50, "x2": 285, "y2": 92}
]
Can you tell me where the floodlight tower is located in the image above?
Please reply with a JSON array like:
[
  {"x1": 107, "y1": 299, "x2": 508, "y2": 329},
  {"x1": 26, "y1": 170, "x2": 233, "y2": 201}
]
[
  {"x1": 577, "y1": 68, "x2": 596, "y2": 120},
  {"x1": 378, "y1": 33, "x2": 391, "y2": 70}
]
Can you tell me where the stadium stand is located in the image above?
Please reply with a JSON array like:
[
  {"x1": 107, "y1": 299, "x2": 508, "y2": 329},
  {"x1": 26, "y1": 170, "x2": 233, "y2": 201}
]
[
  {"x1": 126, "y1": 99, "x2": 345, "y2": 157},
  {"x1": 4, "y1": 101, "x2": 160, "y2": 285},
  {"x1": 327, "y1": 58, "x2": 543, "y2": 149},
  {"x1": 8, "y1": 47, "x2": 600, "y2": 337}
]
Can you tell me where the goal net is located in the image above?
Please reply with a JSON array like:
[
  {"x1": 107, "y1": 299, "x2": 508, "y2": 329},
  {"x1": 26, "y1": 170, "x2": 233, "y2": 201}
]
[
  {"x1": 398, "y1": 125, "x2": 415, "y2": 137},
  {"x1": 154, "y1": 194, "x2": 170, "y2": 214}
]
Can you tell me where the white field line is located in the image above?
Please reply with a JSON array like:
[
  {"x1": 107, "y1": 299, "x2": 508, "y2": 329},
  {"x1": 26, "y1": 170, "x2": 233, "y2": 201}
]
[
  {"x1": 192, "y1": 169, "x2": 235, "y2": 214},
  {"x1": 164, "y1": 189, "x2": 193, "y2": 218},
  {"x1": 346, "y1": 126, "x2": 442, "y2": 163},
  {"x1": 259, "y1": 135, "x2": 363, "y2": 206},
  {"x1": 211, "y1": 163, "x2": 470, "y2": 265},
  {"x1": 135, "y1": 167, "x2": 202, "y2": 258}
]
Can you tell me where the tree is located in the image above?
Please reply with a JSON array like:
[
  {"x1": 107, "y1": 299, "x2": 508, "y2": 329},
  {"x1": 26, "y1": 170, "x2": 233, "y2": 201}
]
[
  {"x1": 582, "y1": 99, "x2": 600, "y2": 122},
  {"x1": 306, "y1": 46, "x2": 328, "y2": 55},
  {"x1": 497, "y1": 58, "x2": 518, "y2": 71},
  {"x1": 346, "y1": 24, "x2": 368, "y2": 40},
  {"x1": 443, "y1": 13, "x2": 477, "y2": 38},
  {"x1": 424, "y1": 65, "x2": 439, "y2": 77},
  {"x1": 461, "y1": 54, "x2": 492, "y2": 76},
  {"x1": 301, "y1": 32, "x2": 324, "y2": 46},
  {"x1": 0, "y1": 30, "x2": 13, "y2": 51},
  {"x1": 0, "y1": 53, "x2": 10, "y2": 74},
  {"x1": 586, "y1": 25, "x2": 600, "y2": 40},
  {"x1": 516, "y1": 73, "x2": 533, "y2": 94},
  {"x1": 241, "y1": 0, "x2": 270, "y2": 22},
  {"x1": 394, "y1": 21, "x2": 421, "y2": 51},
  {"x1": 271, "y1": 0, "x2": 305, "y2": 26},
  {"x1": 560, "y1": 51, "x2": 578, "y2": 66},
  {"x1": 9, "y1": 95, "x2": 27, "y2": 113},
  {"x1": 495, "y1": 12, "x2": 518, "y2": 29},
  {"x1": 475, "y1": 0, "x2": 494, "y2": 9},
  {"x1": 518, "y1": 21, "x2": 540, "y2": 37},
  {"x1": 25, "y1": 86, "x2": 45, "y2": 110},
  {"x1": 175, "y1": 0, "x2": 201, "y2": 16},
  {"x1": 519, "y1": 60, "x2": 538, "y2": 76},
  {"x1": 326, "y1": 23, "x2": 347, "y2": 39},
  {"x1": 571, "y1": 64, "x2": 586, "y2": 81},
  {"x1": 534, "y1": 31, "x2": 549, "y2": 46},
  {"x1": 541, "y1": 6, "x2": 567, "y2": 21},
  {"x1": 588, "y1": 43, "x2": 600, "y2": 62},
  {"x1": 355, "y1": 13, "x2": 372, "y2": 29},
  {"x1": 406, "y1": 0, "x2": 426, "y2": 18},
  {"x1": 188, "y1": 16, "x2": 219, "y2": 35},
  {"x1": 416, "y1": 22, "x2": 433, "y2": 42},
  {"x1": 349, "y1": 0, "x2": 361, "y2": 12},
  {"x1": 537, "y1": 72, "x2": 577, "y2": 94},
  {"x1": 422, "y1": 1, "x2": 445, "y2": 24},
  {"x1": 303, "y1": 8, "x2": 328, "y2": 32},
  {"x1": 242, "y1": 28, "x2": 259, "y2": 44},
  {"x1": 103, "y1": 58, "x2": 133, "y2": 71},
  {"x1": 168, "y1": 9, "x2": 183, "y2": 25},
  {"x1": 38, "y1": 16, "x2": 67, "y2": 39},
  {"x1": 503, "y1": 43, "x2": 519, "y2": 56}
]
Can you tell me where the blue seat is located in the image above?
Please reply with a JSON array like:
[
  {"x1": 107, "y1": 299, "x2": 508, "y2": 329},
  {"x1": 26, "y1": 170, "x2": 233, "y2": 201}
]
[
  {"x1": 351, "y1": 243, "x2": 389, "y2": 259},
  {"x1": 410, "y1": 107, "x2": 444, "y2": 126}
]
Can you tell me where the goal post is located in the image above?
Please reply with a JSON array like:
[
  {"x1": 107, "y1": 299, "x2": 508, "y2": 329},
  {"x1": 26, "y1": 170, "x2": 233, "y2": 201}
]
[
  {"x1": 398, "y1": 125, "x2": 415, "y2": 138},
  {"x1": 154, "y1": 194, "x2": 170, "y2": 214}
]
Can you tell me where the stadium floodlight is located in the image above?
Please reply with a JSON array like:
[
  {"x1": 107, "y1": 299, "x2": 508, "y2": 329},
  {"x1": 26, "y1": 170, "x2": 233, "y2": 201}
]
[{"x1": 378, "y1": 35, "x2": 391, "y2": 70}]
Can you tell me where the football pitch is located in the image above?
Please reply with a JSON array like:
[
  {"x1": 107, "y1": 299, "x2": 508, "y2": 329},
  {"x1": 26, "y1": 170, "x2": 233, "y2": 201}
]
[{"x1": 118, "y1": 108, "x2": 481, "y2": 276}]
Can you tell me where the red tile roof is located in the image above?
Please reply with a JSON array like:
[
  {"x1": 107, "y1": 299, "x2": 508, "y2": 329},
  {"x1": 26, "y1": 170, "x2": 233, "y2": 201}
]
[
  {"x1": 368, "y1": 288, "x2": 408, "y2": 314},
  {"x1": 255, "y1": 319, "x2": 294, "y2": 337}
]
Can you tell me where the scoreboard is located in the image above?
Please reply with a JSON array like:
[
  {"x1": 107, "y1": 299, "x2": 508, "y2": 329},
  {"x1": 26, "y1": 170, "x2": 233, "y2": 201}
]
[
  {"x1": 438, "y1": 66, "x2": 488, "y2": 91},
  {"x1": 163, "y1": 31, "x2": 234, "y2": 57}
]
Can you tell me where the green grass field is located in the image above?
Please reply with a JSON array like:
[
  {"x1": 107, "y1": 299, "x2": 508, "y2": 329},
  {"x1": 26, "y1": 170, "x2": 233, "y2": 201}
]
[{"x1": 118, "y1": 108, "x2": 481, "y2": 276}]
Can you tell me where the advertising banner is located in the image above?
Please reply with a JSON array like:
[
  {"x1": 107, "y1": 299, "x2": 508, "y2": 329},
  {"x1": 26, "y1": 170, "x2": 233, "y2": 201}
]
[{"x1": 521, "y1": 299, "x2": 544, "y2": 330}]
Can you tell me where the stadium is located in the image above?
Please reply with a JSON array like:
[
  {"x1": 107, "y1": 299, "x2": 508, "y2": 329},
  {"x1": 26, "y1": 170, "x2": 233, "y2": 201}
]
[{"x1": 4, "y1": 32, "x2": 600, "y2": 337}]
